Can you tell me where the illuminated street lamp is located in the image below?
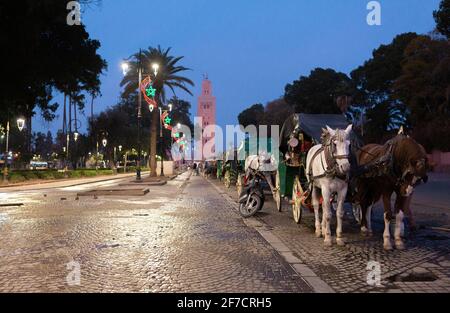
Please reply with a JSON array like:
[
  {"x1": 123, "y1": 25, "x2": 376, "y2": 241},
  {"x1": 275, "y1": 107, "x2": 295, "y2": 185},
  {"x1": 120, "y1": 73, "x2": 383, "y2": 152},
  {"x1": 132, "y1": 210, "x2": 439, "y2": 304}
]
[
  {"x1": 121, "y1": 62, "x2": 129, "y2": 76},
  {"x1": 16, "y1": 118, "x2": 25, "y2": 132},
  {"x1": 74, "y1": 131, "x2": 79, "y2": 142},
  {"x1": 3, "y1": 117, "x2": 25, "y2": 182},
  {"x1": 102, "y1": 138, "x2": 107, "y2": 148},
  {"x1": 152, "y1": 63, "x2": 159, "y2": 77}
]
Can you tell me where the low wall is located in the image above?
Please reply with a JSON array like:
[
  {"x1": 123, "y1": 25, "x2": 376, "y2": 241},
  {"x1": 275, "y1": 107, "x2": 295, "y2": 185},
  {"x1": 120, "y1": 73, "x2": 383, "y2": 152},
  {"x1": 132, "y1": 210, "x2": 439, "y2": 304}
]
[{"x1": 428, "y1": 151, "x2": 450, "y2": 172}]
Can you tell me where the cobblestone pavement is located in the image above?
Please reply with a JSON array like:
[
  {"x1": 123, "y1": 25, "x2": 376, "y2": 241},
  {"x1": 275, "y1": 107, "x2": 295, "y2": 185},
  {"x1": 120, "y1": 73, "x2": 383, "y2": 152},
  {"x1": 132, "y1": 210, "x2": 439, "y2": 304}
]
[
  {"x1": 211, "y1": 177, "x2": 450, "y2": 293},
  {"x1": 0, "y1": 172, "x2": 311, "y2": 293}
]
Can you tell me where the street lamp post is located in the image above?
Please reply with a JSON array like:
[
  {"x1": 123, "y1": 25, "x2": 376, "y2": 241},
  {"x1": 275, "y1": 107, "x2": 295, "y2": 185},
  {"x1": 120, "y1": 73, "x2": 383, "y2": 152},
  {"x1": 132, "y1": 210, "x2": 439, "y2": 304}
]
[
  {"x1": 2, "y1": 118, "x2": 25, "y2": 182},
  {"x1": 158, "y1": 103, "x2": 173, "y2": 177},
  {"x1": 122, "y1": 50, "x2": 143, "y2": 181}
]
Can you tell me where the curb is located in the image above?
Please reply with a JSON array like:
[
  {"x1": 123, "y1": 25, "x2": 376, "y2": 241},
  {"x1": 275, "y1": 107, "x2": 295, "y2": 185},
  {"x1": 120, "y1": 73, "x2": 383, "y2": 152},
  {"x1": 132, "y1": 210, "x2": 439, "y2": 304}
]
[
  {"x1": 206, "y1": 177, "x2": 335, "y2": 293},
  {"x1": 0, "y1": 172, "x2": 148, "y2": 191}
]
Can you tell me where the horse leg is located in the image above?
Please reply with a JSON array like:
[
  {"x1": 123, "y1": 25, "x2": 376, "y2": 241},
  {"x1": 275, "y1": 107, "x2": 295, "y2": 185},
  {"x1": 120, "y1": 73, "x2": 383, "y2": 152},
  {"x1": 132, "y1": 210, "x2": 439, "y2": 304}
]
[
  {"x1": 361, "y1": 197, "x2": 374, "y2": 236},
  {"x1": 336, "y1": 185, "x2": 348, "y2": 246},
  {"x1": 365, "y1": 204, "x2": 373, "y2": 236},
  {"x1": 382, "y1": 193, "x2": 393, "y2": 251},
  {"x1": 312, "y1": 186, "x2": 321, "y2": 238},
  {"x1": 394, "y1": 195, "x2": 406, "y2": 249},
  {"x1": 404, "y1": 196, "x2": 417, "y2": 232},
  {"x1": 321, "y1": 186, "x2": 332, "y2": 246}
]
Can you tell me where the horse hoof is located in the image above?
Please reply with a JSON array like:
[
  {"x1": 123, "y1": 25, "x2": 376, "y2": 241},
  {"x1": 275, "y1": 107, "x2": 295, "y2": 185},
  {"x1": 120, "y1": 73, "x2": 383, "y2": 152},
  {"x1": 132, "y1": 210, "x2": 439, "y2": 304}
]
[
  {"x1": 336, "y1": 238, "x2": 346, "y2": 246},
  {"x1": 324, "y1": 239, "x2": 333, "y2": 247},
  {"x1": 383, "y1": 242, "x2": 393, "y2": 251},
  {"x1": 395, "y1": 240, "x2": 405, "y2": 250},
  {"x1": 315, "y1": 230, "x2": 322, "y2": 238}
]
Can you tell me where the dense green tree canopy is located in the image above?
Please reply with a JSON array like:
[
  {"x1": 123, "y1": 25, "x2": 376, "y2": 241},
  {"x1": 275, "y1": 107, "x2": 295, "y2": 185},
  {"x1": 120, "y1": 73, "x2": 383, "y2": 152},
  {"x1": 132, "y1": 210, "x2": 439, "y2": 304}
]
[
  {"x1": 0, "y1": 0, "x2": 106, "y2": 122},
  {"x1": 434, "y1": 0, "x2": 450, "y2": 39},
  {"x1": 350, "y1": 33, "x2": 419, "y2": 143},
  {"x1": 238, "y1": 104, "x2": 265, "y2": 129},
  {"x1": 284, "y1": 68, "x2": 354, "y2": 114},
  {"x1": 395, "y1": 36, "x2": 450, "y2": 150}
]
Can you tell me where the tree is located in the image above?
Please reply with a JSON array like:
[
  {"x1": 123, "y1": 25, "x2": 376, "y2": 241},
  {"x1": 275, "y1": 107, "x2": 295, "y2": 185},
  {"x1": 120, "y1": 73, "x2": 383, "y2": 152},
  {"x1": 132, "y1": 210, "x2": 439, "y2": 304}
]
[
  {"x1": 0, "y1": 1, "x2": 106, "y2": 153},
  {"x1": 120, "y1": 46, "x2": 194, "y2": 176},
  {"x1": 32, "y1": 131, "x2": 54, "y2": 159},
  {"x1": 238, "y1": 104, "x2": 265, "y2": 129},
  {"x1": 395, "y1": 36, "x2": 450, "y2": 151},
  {"x1": 351, "y1": 33, "x2": 419, "y2": 142},
  {"x1": 264, "y1": 98, "x2": 295, "y2": 128},
  {"x1": 89, "y1": 94, "x2": 194, "y2": 166},
  {"x1": 434, "y1": 0, "x2": 450, "y2": 39},
  {"x1": 284, "y1": 68, "x2": 355, "y2": 114}
]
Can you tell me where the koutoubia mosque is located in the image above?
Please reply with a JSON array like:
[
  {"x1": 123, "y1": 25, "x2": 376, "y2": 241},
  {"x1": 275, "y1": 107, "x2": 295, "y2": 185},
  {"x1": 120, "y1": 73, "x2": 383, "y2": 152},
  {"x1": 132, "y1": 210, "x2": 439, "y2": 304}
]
[{"x1": 196, "y1": 75, "x2": 216, "y2": 160}]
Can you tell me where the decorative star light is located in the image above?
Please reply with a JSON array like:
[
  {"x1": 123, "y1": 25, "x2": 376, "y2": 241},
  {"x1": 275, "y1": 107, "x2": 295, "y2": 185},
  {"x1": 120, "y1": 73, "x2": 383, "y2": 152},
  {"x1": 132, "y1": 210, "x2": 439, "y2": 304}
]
[
  {"x1": 164, "y1": 116, "x2": 172, "y2": 125},
  {"x1": 145, "y1": 84, "x2": 156, "y2": 98}
]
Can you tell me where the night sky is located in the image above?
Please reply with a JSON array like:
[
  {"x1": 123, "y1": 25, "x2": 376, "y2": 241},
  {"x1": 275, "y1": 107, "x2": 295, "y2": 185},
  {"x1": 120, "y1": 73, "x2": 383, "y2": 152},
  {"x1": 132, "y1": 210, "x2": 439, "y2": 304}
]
[{"x1": 33, "y1": 0, "x2": 441, "y2": 135}]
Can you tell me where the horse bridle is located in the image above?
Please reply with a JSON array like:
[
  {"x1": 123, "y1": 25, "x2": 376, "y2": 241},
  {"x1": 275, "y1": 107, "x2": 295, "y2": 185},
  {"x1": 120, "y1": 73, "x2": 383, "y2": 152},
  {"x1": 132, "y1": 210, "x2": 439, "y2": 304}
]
[{"x1": 309, "y1": 133, "x2": 349, "y2": 181}]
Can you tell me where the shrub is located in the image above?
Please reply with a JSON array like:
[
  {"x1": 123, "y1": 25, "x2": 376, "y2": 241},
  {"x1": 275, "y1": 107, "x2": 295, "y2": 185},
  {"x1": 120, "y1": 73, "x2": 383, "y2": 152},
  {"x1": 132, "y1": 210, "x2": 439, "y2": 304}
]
[
  {"x1": 53, "y1": 171, "x2": 65, "y2": 179},
  {"x1": 9, "y1": 173, "x2": 26, "y2": 183},
  {"x1": 81, "y1": 170, "x2": 97, "y2": 177},
  {"x1": 22, "y1": 171, "x2": 38, "y2": 180},
  {"x1": 67, "y1": 171, "x2": 82, "y2": 178},
  {"x1": 98, "y1": 169, "x2": 114, "y2": 175},
  {"x1": 36, "y1": 171, "x2": 55, "y2": 180}
]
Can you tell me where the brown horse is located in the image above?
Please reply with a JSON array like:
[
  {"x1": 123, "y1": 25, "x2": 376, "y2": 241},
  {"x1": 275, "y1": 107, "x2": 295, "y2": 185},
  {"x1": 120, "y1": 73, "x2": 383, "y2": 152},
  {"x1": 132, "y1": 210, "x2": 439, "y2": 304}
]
[{"x1": 355, "y1": 134, "x2": 430, "y2": 250}]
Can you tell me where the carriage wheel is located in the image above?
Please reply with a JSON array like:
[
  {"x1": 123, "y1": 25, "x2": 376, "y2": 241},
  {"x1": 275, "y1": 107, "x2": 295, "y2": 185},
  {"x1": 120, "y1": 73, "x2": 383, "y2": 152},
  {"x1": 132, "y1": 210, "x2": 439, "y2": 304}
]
[
  {"x1": 224, "y1": 170, "x2": 231, "y2": 188},
  {"x1": 236, "y1": 174, "x2": 243, "y2": 197},
  {"x1": 352, "y1": 203, "x2": 362, "y2": 225},
  {"x1": 292, "y1": 176, "x2": 303, "y2": 224},
  {"x1": 274, "y1": 170, "x2": 282, "y2": 212}
]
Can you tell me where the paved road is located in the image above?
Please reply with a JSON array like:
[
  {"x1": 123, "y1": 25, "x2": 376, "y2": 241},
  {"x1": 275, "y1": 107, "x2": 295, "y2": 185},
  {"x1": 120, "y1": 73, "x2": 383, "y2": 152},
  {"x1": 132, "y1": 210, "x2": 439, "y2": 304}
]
[
  {"x1": 1, "y1": 171, "x2": 448, "y2": 293},
  {"x1": 211, "y1": 173, "x2": 450, "y2": 293},
  {"x1": 0, "y1": 172, "x2": 310, "y2": 292}
]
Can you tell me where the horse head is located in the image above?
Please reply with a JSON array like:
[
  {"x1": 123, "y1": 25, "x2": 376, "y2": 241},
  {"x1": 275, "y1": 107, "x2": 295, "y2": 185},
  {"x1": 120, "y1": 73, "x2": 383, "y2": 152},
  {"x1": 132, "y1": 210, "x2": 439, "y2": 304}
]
[
  {"x1": 398, "y1": 140, "x2": 431, "y2": 196},
  {"x1": 322, "y1": 125, "x2": 353, "y2": 175}
]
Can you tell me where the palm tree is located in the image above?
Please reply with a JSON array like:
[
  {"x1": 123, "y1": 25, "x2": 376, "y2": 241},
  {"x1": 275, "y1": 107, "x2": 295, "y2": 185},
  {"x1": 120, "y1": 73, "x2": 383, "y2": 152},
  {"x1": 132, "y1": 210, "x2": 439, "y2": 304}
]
[{"x1": 120, "y1": 46, "x2": 194, "y2": 176}]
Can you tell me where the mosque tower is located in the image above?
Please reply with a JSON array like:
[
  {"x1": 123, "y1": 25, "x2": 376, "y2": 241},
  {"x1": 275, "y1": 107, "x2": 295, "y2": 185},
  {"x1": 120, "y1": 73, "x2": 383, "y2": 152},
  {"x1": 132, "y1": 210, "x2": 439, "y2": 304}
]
[{"x1": 196, "y1": 74, "x2": 216, "y2": 159}]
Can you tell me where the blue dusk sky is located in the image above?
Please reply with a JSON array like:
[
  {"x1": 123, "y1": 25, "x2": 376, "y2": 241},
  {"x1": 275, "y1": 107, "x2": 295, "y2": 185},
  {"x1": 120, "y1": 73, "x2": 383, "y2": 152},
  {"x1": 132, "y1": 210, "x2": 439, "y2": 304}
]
[{"x1": 33, "y1": 0, "x2": 441, "y2": 135}]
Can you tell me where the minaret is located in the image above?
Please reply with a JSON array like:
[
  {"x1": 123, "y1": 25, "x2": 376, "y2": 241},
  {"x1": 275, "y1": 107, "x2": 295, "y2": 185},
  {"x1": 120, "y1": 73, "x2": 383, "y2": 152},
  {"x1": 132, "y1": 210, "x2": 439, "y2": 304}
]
[{"x1": 197, "y1": 74, "x2": 216, "y2": 159}]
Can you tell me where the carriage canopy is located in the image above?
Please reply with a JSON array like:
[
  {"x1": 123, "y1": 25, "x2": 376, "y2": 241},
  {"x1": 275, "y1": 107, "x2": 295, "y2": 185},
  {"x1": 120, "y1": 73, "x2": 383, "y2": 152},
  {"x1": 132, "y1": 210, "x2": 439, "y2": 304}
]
[{"x1": 280, "y1": 114, "x2": 358, "y2": 156}]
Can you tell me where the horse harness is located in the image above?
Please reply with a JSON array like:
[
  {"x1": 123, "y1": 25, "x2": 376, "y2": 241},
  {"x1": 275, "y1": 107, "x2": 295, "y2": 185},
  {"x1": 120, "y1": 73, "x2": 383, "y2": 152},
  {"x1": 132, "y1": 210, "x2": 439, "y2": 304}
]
[
  {"x1": 308, "y1": 132, "x2": 349, "y2": 182},
  {"x1": 357, "y1": 134, "x2": 424, "y2": 188}
]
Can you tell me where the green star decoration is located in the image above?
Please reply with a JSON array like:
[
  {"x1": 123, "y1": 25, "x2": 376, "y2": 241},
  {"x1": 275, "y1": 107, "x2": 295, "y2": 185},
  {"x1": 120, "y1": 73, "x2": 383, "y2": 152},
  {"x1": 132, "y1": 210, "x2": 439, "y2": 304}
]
[
  {"x1": 145, "y1": 85, "x2": 156, "y2": 98},
  {"x1": 164, "y1": 116, "x2": 172, "y2": 125}
]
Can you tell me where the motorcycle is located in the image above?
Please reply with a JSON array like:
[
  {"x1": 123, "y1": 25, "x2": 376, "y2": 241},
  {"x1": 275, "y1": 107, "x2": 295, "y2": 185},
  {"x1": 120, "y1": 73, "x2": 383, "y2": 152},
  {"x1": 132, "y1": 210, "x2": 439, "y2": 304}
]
[
  {"x1": 238, "y1": 169, "x2": 265, "y2": 218},
  {"x1": 238, "y1": 153, "x2": 277, "y2": 218}
]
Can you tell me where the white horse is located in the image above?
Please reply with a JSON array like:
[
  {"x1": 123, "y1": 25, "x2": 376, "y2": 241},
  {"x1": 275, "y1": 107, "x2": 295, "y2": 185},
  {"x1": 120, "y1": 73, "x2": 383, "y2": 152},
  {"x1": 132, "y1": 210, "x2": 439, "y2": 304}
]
[{"x1": 306, "y1": 125, "x2": 353, "y2": 246}]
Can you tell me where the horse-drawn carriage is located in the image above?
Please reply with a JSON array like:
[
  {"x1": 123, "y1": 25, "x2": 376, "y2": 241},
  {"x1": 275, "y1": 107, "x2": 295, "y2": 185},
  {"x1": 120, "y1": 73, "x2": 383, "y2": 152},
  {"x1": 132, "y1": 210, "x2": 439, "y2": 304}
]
[
  {"x1": 237, "y1": 114, "x2": 359, "y2": 220},
  {"x1": 278, "y1": 113, "x2": 362, "y2": 224},
  {"x1": 238, "y1": 113, "x2": 430, "y2": 249}
]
